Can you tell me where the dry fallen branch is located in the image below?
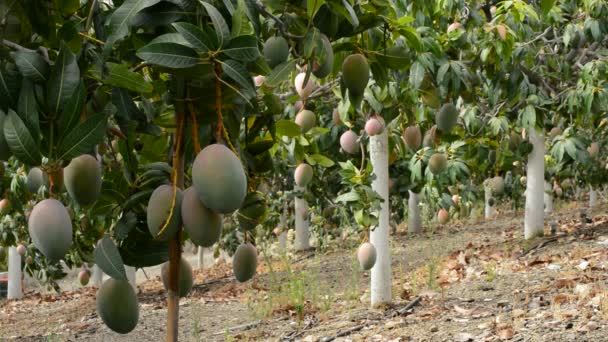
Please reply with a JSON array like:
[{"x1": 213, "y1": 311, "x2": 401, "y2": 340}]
[
  {"x1": 213, "y1": 320, "x2": 262, "y2": 336},
  {"x1": 320, "y1": 324, "x2": 367, "y2": 342},
  {"x1": 518, "y1": 236, "x2": 559, "y2": 258},
  {"x1": 394, "y1": 296, "x2": 423, "y2": 316}
]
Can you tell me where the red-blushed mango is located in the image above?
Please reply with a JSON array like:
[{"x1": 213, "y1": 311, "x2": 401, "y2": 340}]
[
  {"x1": 428, "y1": 153, "x2": 447, "y2": 175},
  {"x1": 550, "y1": 127, "x2": 562, "y2": 140},
  {"x1": 447, "y1": 22, "x2": 462, "y2": 33},
  {"x1": 340, "y1": 130, "x2": 360, "y2": 154},
  {"x1": 253, "y1": 75, "x2": 265, "y2": 87},
  {"x1": 96, "y1": 278, "x2": 139, "y2": 334},
  {"x1": 294, "y1": 73, "x2": 317, "y2": 99},
  {"x1": 404, "y1": 125, "x2": 422, "y2": 150},
  {"x1": 332, "y1": 108, "x2": 342, "y2": 125},
  {"x1": 365, "y1": 118, "x2": 383, "y2": 136},
  {"x1": 0, "y1": 198, "x2": 11, "y2": 215},
  {"x1": 313, "y1": 34, "x2": 334, "y2": 79},
  {"x1": 295, "y1": 110, "x2": 316, "y2": 133},
  {"x1": 161, "y1": 257, "x2": 193, "y2": 298},
  {"x1": 263, "y1": 36, "x2": 289, "y2": 68},
  {"x1": 16, "y1": 244, "x2": 26, "y2": 256},
  {"x1": 438, "y1": 208, "x2": 449, "y2": 224},
  {"x1": 79, "y1": 269, "x2": 90, "y2": 286},
  {"x1": 237, "y1": 192, "x2": 267, "y2": 231},
  {"x1": 192, "y1": 144, "x2": 247, "y2": 214},
  {"x1": 294, "y1": 163, "x2": 313, "y2": 187},
  {"x1": 233, "y1": 243, "x2": 257, "y2": 282},
  {"x1": 64, "y1": 154, "x2": 102, "y2": 206},
  {"x1": 452, "y1": 194, "x2": 460, "y2": 206},
  {"x1": 181, "y1": 187, "x2": 222, "y2": 247},
  {"x1": 28, "y1": 199, "x2": 72, "y2": 261},
  {"x1": 341, "y1": 54, "x2": 369, "y2": 97},
  {"x1": 294, "y1": 100, "x2": 304, "y2": 112},
  {"x1": 588, "y1": 142, "x2": 599, "y2": 157},
  {"x1": 436, "y1": 103, "x2": 458, "y2": 133},
  {"x1": 496, "y1": 24, "x2": 507, "y2": 40},
  {"x1": 147, "y1": 184, "x2": 183, "y2": 241},
  {"x1": 357, "y1": 242, "x2": 377, "y2": 270}
]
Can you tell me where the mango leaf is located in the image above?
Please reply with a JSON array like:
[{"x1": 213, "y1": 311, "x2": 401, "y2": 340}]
[
  {"x1": 409, "y1": 61, "x2": 424, "y2": 90},
  {"x1": 106, "y1": 62, "x2": 153, "y2": 93},
  {"x1": 220, "y1": 59, "x2": 255, "y2": 97},
  {"x1": 58, "y1": 82, "x2": 85, "y2": 136},
  {"x1": 94, "y1": 236, "x2": 127, "y2": 281},
  {"x1": 17, "y1": 79, "x2": 40, "y2": 142},
  {"x1": 172, "y1": 22, "x2": 211, "y2": 51},
  {"x1": 309, "y1": 153, "x2": 334, "y2": 167},
  {"x1": 335, "y1": 190, "x2": 360, "y2": 202},
  {"x1": 11, "y1": 51, "x2": 49, "y2": 81},
  {"x1": 333, "y1": 0, "x2": 359, "y2": 27},
  {"x1": 0, "y1": 65, "x2": 21, "y2": 112},
  {"x1": 115, "y1": 212, "x2": 138, "y2": 240},
  {"x1": 264, "y1": 60, "x2": 296, "y2": 87},
  {"x1": 540, "y1": 0, "x2": 555, "y2": 15},
  {"x1": 149, "y1": 33, "x2": 193, "y2": 46},
  {"x1": 275, "y1": 119, "x2": 301, "y2": 137},
  {"x1": 47, "y1": 43, "x2": 80, "y2": 115},
  {"x1": 222, "y1": 35, "x2": 260, "y2": 62},
  {"x1": 136, "y1": 42, "x2": 199, "y2": 68},
  {"x1": 56, "y1": 113, "x2": 108, "y2": 161},
  {"x1": 307, "y1": 0, "x2": 325, "y2": 18},
  {"x1": 3, "y1": 109, "x2": 41, "y2": 165},
  {"x1": 200, "y1": 1, "x2": 231, "y2": 48},
  {"x1": 104, "y1": 0, "x2": 161, "y2": 53}
]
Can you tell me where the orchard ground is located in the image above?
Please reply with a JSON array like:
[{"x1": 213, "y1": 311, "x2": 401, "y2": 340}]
[{"x1": 2, "y1": 198, "x2": 608, "y2": 341}]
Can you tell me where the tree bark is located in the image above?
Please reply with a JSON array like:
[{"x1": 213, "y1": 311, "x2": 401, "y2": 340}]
[
  {"x1": 524, "y1": 128, "x2": 545, "y2": 239},
  {"x1": 407, "y1": 190, "x2": 422, "y2": 233},
  {"x1": 484, "y1": 185, "x2": 494, "y2": 219},
  {"x1": 544, "y1": 181, "x2": 553, "y2": 213},
  {"x1": 369, "y1": 131, "x2": 391, "y2": 307},
  {"x1": 7, "y1": 246, "x2": 22, "y2": 299},
  {"x1": 294, "y1": 185, "x2": 310, "y2": 251},
  {"x1": 589, "y1": 186, "x2": 597, "y2": 208}
]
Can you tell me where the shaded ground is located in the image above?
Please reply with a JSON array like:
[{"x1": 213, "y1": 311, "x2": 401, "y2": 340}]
[{"x1": 1, "y1": 199, "x2": 607, "y2": 341}]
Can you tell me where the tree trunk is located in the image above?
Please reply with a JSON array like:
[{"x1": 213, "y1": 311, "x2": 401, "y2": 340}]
[
  {"x1": 524, "y1": 128, "x2": 545, "y2": 239},
  {"x1": 589, "y1": 186, "x2": 597, "y2": 208},
  {"x1": 294, "y1": 185, "x2": 310, "y2": 251},
  {"x1": 197, "y1": 247, "x2": 204, "y2": 269},
  {"x1": 278, "y1": 203, "x2": 288, "y2": 251},
  {"x1": 369, "y1": 130, "x2": 391, "y2": 308},
  {"x1": 544, "y1": 181, "x2": 553, "y2": 213},
  {"x1": 125, "y1": 265, "x2": 136, "y2": 292},
  {"x1": 91, "y1": 264, "x2": 103, "y2": 286},
  {"x1": 484, "y1": 185, "x2": 494, "y2": 219},
  {"x1": 7, "y1": 246, "x2": 22, "y2": 299},
  {"x1": 407, "y1": 190, "x2": 422, "y2": 233}
]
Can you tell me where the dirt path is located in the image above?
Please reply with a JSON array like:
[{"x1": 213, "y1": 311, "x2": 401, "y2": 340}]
[{"x1": 2, "y1": 201, "x2": 607, "y2": 341}]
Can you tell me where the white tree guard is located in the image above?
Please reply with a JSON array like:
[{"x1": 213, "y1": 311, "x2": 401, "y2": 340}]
[
  {"x1": 544, "y1": 181, "x2": 553, "y2": 213},
  {"x1": 125, "y1": 265, "x2": 136, "y2": 291},
  {"x1": 294, "y1": 185, "x2": 310, "y2": 251},
  {"x1": 408, "y1": 190, "x2": 422, "y2": 233},
  {"x1": 589, "y1": 186, "x2": 597, "y2": 208},
  {"x1": 484, "y1": 185, "x2": 494, "y2": 219},
  {"x1": 525, "y1": 128, "x2": 545, "y2": 239},
  {"x1": 369, "y1": 131, "x2": 392, "y2": 307},
  {"x1": 91, "y1": 264, "x2": 104, "y2": 286},
  {"x1": 7, "y1": 246, "x2": 22, "y2": 299}
]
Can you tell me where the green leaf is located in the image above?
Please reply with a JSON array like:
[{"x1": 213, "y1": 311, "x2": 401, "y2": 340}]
[
  {"x1": 334, "y1": 0, "x2": 359, "y2": 27},
  {"x1": 275, "y1": 119, "x2": 302, "y2": 137},
  {"x1": 104, "y1": 0, "x2": 161, "y2": 53},
  {"x1": 540, "y1": 0, "x2": 555, "y2": 15},
  {"x1": 200, "y1": 1, "x2": 231, "y2": 48},
  {"x1": 309, "y1": 153, "x2": 334, "y2": 167},
  {"x1": 409, "y1": 61, "x2": 424, "y2": 90},
  {"x1": 222, "y1": 35, "x2": 260, "y2": 62},
  {"x1": 149, "y1": 33, "x2": 193, "y2": 46},
  {"x1": 172, "y1": 22, "x2": 211, "y2": 51},
  {"x1": 58, "y1": 82, "x2": 85, "y2": 136},
  {"x1": 3, "y1": 109, "x2": 41, "y2": 165},
  {"x1": 94, "y1": 236, "x2": 127, "y2": 281},
  {"x1": 17, "y1": 79, "x2": 39, "y2": 142},
  {"x1": 115, "y1": 212, "x2": 138, "y2": 240},
  {"x1": 11, "y1": 51, "x2": 49, "y2": 81},
  {"x1": 264, "y1": 60, "x2": 296, "y2": 87},
  {"x1": 47, "y1": 43, "x2": 80, "y2": 115},
  {"x1": 0, "y1": 65, "x2": 21, "y2": 112},
  {"x1": 56, "y1": 113, "x2": 108, "y2": 161},
  {"x1": 307, "y1": 0, "x2": 325, "y2": 18},
  {"x1": 136, "y1": 42, "x2": 199, "y2": 68},
  {"x1": 106, "y1": 62, "x2": 153, "y2": 93},
  {"x1": 335, "y1": 191, "x2": 360, "y2": 203},
  {"x1": 220, "y1": 59, "x2": 255, "y2": 97}
]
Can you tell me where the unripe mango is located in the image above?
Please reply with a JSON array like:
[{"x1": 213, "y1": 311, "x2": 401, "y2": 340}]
[
  {"x1": 340, "y1": 130, "x2": 360, "y2": 155},
  {"x1": 357, "y1": 242, "x2": 377, "y2": 271}
]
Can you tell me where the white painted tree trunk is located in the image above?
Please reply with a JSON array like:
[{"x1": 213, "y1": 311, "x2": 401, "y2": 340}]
[
  {"x1": 125, "y1": 265, "x2": 136, "y2": 291},
  {"x1": 369, "y1": 131, "x2": 391, "y2": 307},
  {"x1": 408, "y1": 190, "x2": 422, "y2": 233},
  {"x1": 7, "y1": 246, "x2": 22, "y2": 299},
  {"x1": 544, "y1": 181, "x2": 553, "y2": 213},
  {"x1": 294, "y1": 185, "x2": 310, "y2": 251},
  {"x1": 92, "y1": 264, "x2": 103, "y2": 286},
  {"x1": 484, "y1": 186, "x2": 494, "y2": 219},
  {"x1": 575, "y1": 186, "x2": 582, "y2": 200},
  {"x1": 524, "y1": 128, "x2": 545, "y2": 239},
  {"x1": 589, "y1": 186, "x2": 597, "y2": 208}
]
